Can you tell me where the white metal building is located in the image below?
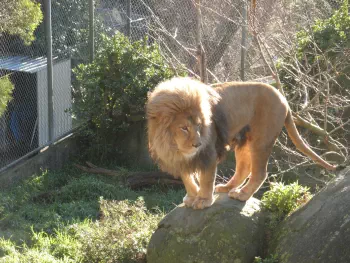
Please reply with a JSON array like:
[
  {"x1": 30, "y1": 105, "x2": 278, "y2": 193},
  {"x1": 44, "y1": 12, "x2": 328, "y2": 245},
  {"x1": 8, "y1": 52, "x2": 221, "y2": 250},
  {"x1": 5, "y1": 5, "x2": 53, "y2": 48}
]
[{"x1": 0, "y1": 56, "x2": 72, "y2": 153}]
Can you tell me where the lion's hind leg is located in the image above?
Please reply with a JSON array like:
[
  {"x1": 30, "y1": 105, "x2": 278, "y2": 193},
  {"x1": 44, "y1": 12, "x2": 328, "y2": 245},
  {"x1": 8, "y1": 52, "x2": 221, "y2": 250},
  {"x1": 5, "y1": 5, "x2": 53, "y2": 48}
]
[
  {"x1": 229, "y1": 104, "x2": 286, "y2": 201},
  {"x1": 229, "y1": 139, "x2": 275, "y2": 201},
  {"x1": 228, "y1": 149, "x2": 269, "y2": 201},
  {"x1": 215, "y1": 143, "x2": 251, "y2": 193}
]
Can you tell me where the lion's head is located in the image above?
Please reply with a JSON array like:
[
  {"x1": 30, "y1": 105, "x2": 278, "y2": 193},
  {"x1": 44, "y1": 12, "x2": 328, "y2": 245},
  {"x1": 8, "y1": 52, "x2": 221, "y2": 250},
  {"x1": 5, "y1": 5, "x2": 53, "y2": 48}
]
[{"x1": 146, "y1": 77, "x2": 221, "y2": 177}]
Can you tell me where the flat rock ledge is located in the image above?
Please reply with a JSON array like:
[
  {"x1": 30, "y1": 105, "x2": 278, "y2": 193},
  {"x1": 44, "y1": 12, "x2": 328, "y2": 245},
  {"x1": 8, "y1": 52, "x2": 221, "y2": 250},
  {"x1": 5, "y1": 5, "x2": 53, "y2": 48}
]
[{"x1": 147, "y1": 193, "x2": 266, "y2": 263}]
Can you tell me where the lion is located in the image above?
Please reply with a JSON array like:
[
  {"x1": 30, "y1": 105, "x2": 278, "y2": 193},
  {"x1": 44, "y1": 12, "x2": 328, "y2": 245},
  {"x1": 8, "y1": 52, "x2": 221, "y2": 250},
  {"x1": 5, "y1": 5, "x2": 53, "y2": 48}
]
[{"x1": 146, "y1": 77, "x2": 336, "y2": 210}]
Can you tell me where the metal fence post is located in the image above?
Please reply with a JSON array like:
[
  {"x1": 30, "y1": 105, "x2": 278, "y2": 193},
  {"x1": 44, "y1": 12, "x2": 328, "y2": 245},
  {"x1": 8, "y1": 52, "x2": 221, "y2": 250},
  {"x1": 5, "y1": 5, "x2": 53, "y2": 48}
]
[
  {"x1": 89, "y1": 0, "x2": 95, "y2": 62},
  {"x1": 240, "y1": 0, "x2": 248, "y2": 81},
  {"x1": 126, "y1": 0, "x2": 131, "y2": 38},
  {"x1": 45, "y1": 0, "x2": 54, "y2": 142}
]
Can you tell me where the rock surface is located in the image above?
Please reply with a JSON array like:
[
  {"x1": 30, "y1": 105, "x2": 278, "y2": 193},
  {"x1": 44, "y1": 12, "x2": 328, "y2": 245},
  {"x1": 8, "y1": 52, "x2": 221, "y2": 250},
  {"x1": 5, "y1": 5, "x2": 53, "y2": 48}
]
[
  {"x1": 272, "y1": 167, "x2": 350, "y2": 263},
  {"x1": 147, "y1": 193, "x2": 265, "y2": 263}
]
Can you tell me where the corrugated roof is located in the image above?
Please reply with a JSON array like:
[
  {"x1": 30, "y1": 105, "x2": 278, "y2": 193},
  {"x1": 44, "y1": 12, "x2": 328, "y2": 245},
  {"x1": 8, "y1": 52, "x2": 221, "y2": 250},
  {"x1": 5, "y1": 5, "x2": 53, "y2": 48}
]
[{"x1": 0, "y1": 56, "x2": 51, "y2": 73}]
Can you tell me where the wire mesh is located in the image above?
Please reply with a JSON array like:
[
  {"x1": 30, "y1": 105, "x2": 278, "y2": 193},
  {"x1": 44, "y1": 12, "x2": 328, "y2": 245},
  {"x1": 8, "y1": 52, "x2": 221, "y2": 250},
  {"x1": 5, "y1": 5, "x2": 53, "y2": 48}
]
[
  {"x1": 0, "y1": 0, "x2": 347, "y2": 172},
  {"x1": 0, "y1": 0, "x2": 90, "y2": 170},
  {"x1": 91, "y1": 0, "x2": 350, "y2": 176},
  {"x1": 0, "y1": 71, "x2": 38, "y2": 168},
  {"x1": 97, "y1": 0, "x2": 336, "y2": 82}
]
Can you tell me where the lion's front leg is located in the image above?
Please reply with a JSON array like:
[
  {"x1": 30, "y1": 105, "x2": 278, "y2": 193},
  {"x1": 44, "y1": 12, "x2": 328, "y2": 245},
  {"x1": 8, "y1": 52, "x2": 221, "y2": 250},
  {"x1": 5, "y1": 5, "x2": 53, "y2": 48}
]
[
  {"x1": 181, "y1": 174, "x2": 199, "y2": 207},
  {"x1": 192, "y1": 165, "x2": 216, "y2": 210}
]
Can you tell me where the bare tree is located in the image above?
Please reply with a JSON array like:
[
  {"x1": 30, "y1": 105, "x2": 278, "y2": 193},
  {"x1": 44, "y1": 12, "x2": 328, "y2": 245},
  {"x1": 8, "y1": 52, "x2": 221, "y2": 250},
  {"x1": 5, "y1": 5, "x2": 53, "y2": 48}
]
[
  {"x1": 96, "y1": 0, "x2": 349, "y2": 181},
  {"x1": 247, "y1": 0, "x2": 349, "y2": 177}
]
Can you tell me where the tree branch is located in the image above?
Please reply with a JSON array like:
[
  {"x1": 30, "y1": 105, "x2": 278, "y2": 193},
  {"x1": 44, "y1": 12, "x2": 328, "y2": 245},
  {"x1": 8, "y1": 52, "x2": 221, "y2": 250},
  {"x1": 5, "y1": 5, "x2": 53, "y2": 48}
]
[{"x1": 293, "y1": 114, "x2": 341, "y2": 152}]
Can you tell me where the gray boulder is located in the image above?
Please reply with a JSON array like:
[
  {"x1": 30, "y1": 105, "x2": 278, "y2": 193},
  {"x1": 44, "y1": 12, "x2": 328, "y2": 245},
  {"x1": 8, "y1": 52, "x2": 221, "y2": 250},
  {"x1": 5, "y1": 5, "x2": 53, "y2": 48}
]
[
  {"x1": 147, "y1": 193, "x2": 266, "y2": 263},
  {"x1": 272, "y1": 167, "x2": 350, "y2": 263}
]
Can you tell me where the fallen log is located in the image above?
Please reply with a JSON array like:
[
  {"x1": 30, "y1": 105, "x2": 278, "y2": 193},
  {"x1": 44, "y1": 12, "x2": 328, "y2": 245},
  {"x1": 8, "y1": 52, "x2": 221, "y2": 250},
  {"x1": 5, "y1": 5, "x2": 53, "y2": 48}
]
[
  {"x1": 127, "y1": 172, "x2": 183, "y2": 190},
  {"x1": 74, "y1": 161, "x2": 120, "y2": 176},
  {"x1": 74, "y1": 162, "x2": 183, "y2": 189}
]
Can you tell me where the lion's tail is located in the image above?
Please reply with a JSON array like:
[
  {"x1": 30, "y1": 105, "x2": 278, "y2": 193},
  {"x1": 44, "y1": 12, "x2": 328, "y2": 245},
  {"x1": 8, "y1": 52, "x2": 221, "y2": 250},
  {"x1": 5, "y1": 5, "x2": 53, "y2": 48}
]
[{"x1": 284, "y1": 110, "x2": 336, "y2": 171}]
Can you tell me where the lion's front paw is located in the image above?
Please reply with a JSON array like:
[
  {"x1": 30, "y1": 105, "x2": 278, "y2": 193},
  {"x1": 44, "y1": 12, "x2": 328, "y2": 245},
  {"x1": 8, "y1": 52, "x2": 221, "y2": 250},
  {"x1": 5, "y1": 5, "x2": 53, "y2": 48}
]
[
  {"x1": 191, "y1": 197, "x2": 214, "y2": 210},
  {"x1": 228, "y1": 188, "x2": 252, "y2": 201},
  {"x1": 183, "y1": 195, "x2": 196, "y2": 207},
  {"x1": 215, "y1": 183, "x2": 233, "y2": 193}
]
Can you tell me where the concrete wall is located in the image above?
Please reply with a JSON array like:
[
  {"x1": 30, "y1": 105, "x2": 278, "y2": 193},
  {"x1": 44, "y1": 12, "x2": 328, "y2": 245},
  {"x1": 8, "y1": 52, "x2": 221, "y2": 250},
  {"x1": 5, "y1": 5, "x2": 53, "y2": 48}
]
[
  {"x1": 0, "y1": 120, "x2": 240, "y2": 188},
  {"x1": 0, "y1": 122, "x2": 155, "y2": 188},
  {"x1": 0, "y1": 134, "x2": 79, "y2": 189},
  {"x1": 114, "y1": 120, "x2": 154, "y2": 169}
]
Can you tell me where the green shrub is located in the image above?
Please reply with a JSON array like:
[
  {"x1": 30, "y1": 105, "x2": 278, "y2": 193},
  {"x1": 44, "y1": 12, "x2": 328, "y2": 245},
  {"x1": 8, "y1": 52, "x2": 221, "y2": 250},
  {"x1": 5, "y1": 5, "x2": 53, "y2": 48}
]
[
  {"x1": 73, "y1": 32, "x2": 186, "y2": 158},
  {"x1": 1, "y1": 0, "x2": 43, "y2": 45},
  {"x1": 74, "y1": 197, "x2": 162, "y2": 263},
  {"x1": 0, "y1": 76, "x2": 14, "y2": 117},
  {"x1": 262, "y1": 181, "x2": 312, "y2": 218}
]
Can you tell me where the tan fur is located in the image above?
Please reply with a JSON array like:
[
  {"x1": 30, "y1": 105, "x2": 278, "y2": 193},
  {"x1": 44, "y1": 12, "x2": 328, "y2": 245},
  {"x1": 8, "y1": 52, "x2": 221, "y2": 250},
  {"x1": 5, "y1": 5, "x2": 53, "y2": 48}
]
[{"x1": 146, "y1": 77, "x2": 336, "y2": 209}]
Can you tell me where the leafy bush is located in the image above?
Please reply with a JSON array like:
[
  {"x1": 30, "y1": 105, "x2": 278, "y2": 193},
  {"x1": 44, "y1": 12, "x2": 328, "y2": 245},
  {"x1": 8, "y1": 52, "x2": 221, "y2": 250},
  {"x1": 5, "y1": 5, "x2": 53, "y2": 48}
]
[
  {"x1": 262, "y1": 181, "x2": 312, "y2": 218},
  {"x1": 0, "y1": 0, "x2": 43, "y2": 45},
  {"x1": 0, "y1": 76, "x2": 14, "y2": 117},
  {"x1": 74, "y1": 198, "x2": 162, "y2": 263},
  {"x1": 73, "y1": 32, "x2": 186, "y2": 157}
]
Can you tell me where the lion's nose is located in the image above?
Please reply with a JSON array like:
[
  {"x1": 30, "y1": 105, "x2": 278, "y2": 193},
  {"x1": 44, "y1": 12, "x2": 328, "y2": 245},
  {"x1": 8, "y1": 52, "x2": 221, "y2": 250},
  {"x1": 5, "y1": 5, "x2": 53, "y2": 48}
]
[{"x1": 192, "y1": 142, "x2": 202, "y2": 148}]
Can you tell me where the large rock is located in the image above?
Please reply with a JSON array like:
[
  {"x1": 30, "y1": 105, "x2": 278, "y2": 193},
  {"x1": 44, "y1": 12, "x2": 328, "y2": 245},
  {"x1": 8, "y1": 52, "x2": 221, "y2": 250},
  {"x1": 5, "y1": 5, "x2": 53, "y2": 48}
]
[
  {"x1": 147, "y1": 193, "x2": 266, "y2": 263},
  {"x1": 272, "y1": 167, "x2": 350, "y2": 263}
]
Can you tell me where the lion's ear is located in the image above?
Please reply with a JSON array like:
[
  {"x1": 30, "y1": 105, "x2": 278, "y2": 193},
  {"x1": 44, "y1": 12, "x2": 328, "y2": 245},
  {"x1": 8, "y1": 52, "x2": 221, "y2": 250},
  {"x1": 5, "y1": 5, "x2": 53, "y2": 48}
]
[
  {"x1": 146, "y1": 113, "x2": 165, "y2": 124},
  {"x1": 149, "y1": 113, "x2": 171, "y2": 125}
]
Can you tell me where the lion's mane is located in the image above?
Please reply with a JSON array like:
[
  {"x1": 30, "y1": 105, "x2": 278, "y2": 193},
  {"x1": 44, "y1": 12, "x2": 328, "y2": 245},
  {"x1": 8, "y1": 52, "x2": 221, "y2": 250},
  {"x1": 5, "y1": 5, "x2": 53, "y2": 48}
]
[{"x1": 146, "y1": 77, "x2": 228, "y2": 178}]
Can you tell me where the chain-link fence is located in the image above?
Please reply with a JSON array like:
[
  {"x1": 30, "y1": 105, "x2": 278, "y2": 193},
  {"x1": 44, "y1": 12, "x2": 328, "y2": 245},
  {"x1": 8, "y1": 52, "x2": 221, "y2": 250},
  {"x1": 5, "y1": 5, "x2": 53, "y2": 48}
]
[
  {"x1": 0, "y1": 0, "x2": 346, "y2": 172},
  {"x1": 0, "y1": 0, "x2": 91, "y2": 171},
  {"x1": 101, "y1": 0, "x2": 337, "y2": 80}
]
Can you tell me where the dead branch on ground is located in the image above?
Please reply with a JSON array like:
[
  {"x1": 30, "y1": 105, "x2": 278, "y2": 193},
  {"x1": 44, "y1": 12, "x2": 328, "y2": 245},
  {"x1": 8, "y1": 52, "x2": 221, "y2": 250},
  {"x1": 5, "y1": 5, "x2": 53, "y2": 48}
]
[{"x1": 74, "y1": 162, "x2": 183, "y2": 189}]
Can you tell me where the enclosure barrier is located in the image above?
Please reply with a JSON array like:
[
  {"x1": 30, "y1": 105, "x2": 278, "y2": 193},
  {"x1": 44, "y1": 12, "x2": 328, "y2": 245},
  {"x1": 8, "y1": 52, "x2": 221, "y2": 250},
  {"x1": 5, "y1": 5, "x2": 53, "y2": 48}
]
[{"x1": 0, "y1": 0, "x2": 339, "y2": 172}]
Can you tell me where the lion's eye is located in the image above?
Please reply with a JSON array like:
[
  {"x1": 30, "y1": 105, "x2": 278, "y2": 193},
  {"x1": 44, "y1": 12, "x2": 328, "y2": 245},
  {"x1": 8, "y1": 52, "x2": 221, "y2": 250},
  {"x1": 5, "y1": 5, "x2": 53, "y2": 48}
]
[{"x1": 181, "y1": 126, "x2": 189, "y2": 132}]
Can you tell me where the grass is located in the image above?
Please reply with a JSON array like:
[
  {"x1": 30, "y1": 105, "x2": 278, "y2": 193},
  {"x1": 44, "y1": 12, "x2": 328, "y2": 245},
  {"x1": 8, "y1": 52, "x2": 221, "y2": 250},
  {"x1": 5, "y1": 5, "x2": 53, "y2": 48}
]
[
  {"x1": 0, "y1": 163, "x2": 316, "y2": 262},
  {"x1": 0, "y1": 165, "x2": 184, "y2": 262},
  {"x1": 254, "y1": 255, "x2": 278, "y2": 263}
]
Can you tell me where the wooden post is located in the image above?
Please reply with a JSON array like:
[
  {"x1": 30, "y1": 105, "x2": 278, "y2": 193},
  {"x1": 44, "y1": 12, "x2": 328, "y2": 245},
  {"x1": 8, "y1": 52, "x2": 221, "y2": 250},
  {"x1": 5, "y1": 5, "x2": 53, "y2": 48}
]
[
  {"x1": 89, "y1": 0, "x2": 95, "y2": 62},
  {"x1": 240, "y1": 0, "x2": 248, "y2": 81},
  {"x1": 195, "y1": 0, "x2": 207, "y2": 83},
  {"x1": 126, "y1": 0, "x2": 131, "y2": 38}
]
